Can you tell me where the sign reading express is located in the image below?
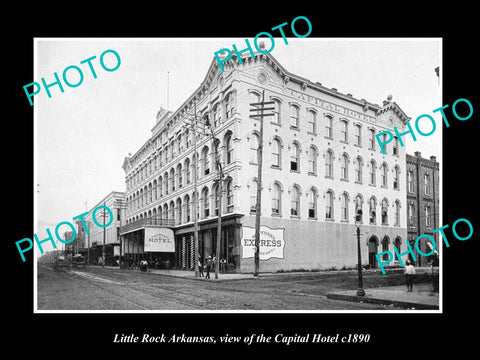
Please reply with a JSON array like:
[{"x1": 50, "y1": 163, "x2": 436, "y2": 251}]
[
  {"x1": 241, "y1": 226, "x2": 285, "y2": 260},
  {"x1": 144, "y1": 228, "x2": 175, "y2": 252}
]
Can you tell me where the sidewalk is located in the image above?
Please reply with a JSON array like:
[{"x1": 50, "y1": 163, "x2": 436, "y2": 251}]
[
  {"x1": 149, "y1": 269, "x2": 254, "y2": 281},
  {"x1": 326, "y1": 283, "x2": 439, "y2": 310}
]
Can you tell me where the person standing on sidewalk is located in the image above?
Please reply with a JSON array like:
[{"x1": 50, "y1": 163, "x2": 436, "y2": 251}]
[
  {"x1": 205, "y1": 256, "x2": 212, "y2": 279},
  {"x1": 405, "y1": 260, "x2": 416, "y2": 292},
  {"x1": 198, "y1": 259, "x2": 204, "y2": 277}
]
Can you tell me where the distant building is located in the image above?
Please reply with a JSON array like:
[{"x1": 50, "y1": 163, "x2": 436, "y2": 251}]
[
  {"x1": 83, "y1": 191, "x2": 126, "y2": 266},
  {"x1": 406, "y1": 152, "x2": 440, "y2": 266}
]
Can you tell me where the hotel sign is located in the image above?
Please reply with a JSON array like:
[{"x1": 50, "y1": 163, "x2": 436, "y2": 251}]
[
  {"x1": 144, "y1": 228, "x2": 175, "y2": 252},
  {"x1": 241, "y1": 225, "x2": 285, "y2": 260},
  {"x1": 290, "y1": 89, "x2": 377, "y2": 124}
]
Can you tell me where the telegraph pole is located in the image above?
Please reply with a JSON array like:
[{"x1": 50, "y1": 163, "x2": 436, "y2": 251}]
[
  {"x1": 182, "y1": 102, "x2": 201, "y2": 277},
  {"x1": 102, "y1": 202, "x2": 106, "y2": 268},
  {"x1": 205, "y1": 120, "x2": 224, "y2": 280},
  {"x1": 249, "y1": 90, "x2": 274, "y2": 277},
  {"x1": 193, "y1": 102, "x2": 200, "y2": 277}
]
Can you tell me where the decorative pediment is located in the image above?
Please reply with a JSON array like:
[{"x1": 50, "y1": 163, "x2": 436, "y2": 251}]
[{"x1": 376, "y1": 96, "x2": 411, "y2": 124}]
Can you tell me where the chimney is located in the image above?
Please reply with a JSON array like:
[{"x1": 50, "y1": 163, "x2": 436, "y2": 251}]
[
  {"x1": 414, "y1": 151, "x2": 422, "y2": 158},
  {"x1": 430, "y1": 155, "x2": 437, "y2": 162}
]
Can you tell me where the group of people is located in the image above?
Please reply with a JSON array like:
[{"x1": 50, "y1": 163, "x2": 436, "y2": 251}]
[{"x1": 198, "y1": 256, "x2": 215, "y2": 279}]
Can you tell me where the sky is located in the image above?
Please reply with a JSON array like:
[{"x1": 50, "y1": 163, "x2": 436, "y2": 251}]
[{"x1": 34, "y1": 38, "x2": 441, "y2": 254}]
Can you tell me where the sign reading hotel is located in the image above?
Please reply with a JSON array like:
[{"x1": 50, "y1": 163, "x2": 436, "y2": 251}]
[
  {"x1": 144, "y1": 228, "x2": 175, "y2": 252},
  {"x1": 241, "y1": 225, "x2": 285, "y2": 260},
  {"x1": 290, "y1": 89, "x2": 377, "y2": 124}
]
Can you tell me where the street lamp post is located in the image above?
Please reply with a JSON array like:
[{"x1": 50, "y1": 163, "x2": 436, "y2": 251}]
[{"x1": 355, "y1": 210, "x2": 365, "y2": 297}]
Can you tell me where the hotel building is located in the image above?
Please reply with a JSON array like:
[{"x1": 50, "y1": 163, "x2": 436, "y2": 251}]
[{"x1": 120, "y1": 46, "x2": 410, "y2": 273}]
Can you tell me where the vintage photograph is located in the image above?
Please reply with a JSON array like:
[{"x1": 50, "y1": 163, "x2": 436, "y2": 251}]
[{"x1": 34, "y1": 38, "x2": 441, "y2": 312}]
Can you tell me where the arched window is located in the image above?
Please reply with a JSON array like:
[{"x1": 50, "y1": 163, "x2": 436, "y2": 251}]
[
  {"x1": 158, "y1": 176, "x2": 163, "y2": 198},
  {"x1": 395, "y1": 200, "x2": 401, "y2": 226},
  {"x1": 394, "y1": 166, "x2": 400, "y2": 189},
  {"x1": 341, "y1": 120, "x2": 348, "y2": 142},
  {"x1": 355, "y1": 157, "x2": 363, "y2": 183},
  {"x1": 225, "y1": 132, "x2": 233, "y2": 164},
  {"x1": 307, "y1": 110, "x2": 316, "y2": 134},
  {"x1": 369, "y1": 128, "x2": 376, "y2": 150},
  {"x1": 271, "y1": 137, "x2": 281, "y2": 168},
  {"x1": 369, "y1": 160, "x2": 376, "y2": 185},
  {"x1": 202, "y1": 146, "x2": 210, "y2": 176},
  {"x1": 290, "y1": 142, "x2": 300, "y2": 171},
  {"x1": 325, "y1": 190, "x2": 334, "y2": 220},
  {"x1": 354, "y1": 124, "x2": 362, "y2": 146},
  {"x1": 176, "y1": 198, "x2": 182, "y2": 224},
  {"x1": 408, "y1": 203, "x2": 415, "y2": 226},
  {"x1": 170, "y1": 167, "x2": 175, "y2": 192},
  {"x1": 153, "y1": 180, "x2": 158, "y2": 200},
  {"x1": 250, "y1": 91, "x2": 261, "y2": 105},
  {"x1": 249, "y1": 133, "x2": 259, "y2": 164},
  {"x1": 407, "y1": 171, "x2": 414, "y2": 192},
  {"x1": 393, "y1": 136, "x2": 399, "y2": 155},
  {"x1": 212, "y1": 103, "x2": 221, "y2": 128},
  {"x1": 272, "y1": 99, "x2": 281, "y2": 125},
  {"x1": 340, "y1": 153, "x2": 349, "y2": 180},
  {"x1": 381, "y1": 199, "x2": 389, "y2": 225},
  {"x1": 202, "y1": 187, "x2": 209, "y2": 218},
  {"x1": 290, "y1": 104, "x2": 299, "y2": 128},
  {"x1": 177, "y1": 163, "x2": 183, "y2": 189},
  {"x1": 225, "y1": 177, "x2": 233, "y2": 213},
  {"x1": 308, "y1": 188, "x2": 317, "y2": 219},
  {"x1": 290, "y1": 185, "x2": 300, "y2": 216},
  {"x1": 355, "y1": 195, "x2": 363, "y2": 223},
  {"x1": 163, "y1": 203, "x2": 169, "y2": 220},
  {"x1": 164, "y1": 172, "x2": 169, "y2": 195},
  {"x1": 381, "y1": 133, "x2": 389, "y2": 154},
  {"x1": 249, "y1": 179, "x2": 257, "y2": 214},
  {"x1": 325, "y1": 115, "x2": 333, "y2": 138},
  {"x1": 424, "y1": 173, "x2": 431, "y2": 195},
  {"x1": 425, "y1": 205, "x2": 431, "y2": 228},
  {"x1": 394, "y1": 237, "x2": 402, "y2": 260},
  {"x1": 341, "y1": 192, "x2": 349, "y2": 221},
  {"x1": 308, "y1": 146, "x2": 318, "y2": 175},
  {"x1": 325, "y1": 150, "x2": 333, "y2": 178},
  {"x1": 225, "y1": 91, "x2": 236, "y2": 119},
  {"x1": 185, "y1": 194, "x2": 191, "y2": 222},
  {"x1": 271, "y1": 182, "x2": 281, "y2": 215},
  {"x1": 382, "y1": 236, "x2": 389, "y2": 260},
  {"x1": 185, "y1": 158, "x2": 191, "y2": 184},
  {"x1": 148, "y1": 183, "x2": 152, "y2": 203},
  {"x1": 169, "y1": 200, "x2": 175, "y2": 221},
  {"x1": 381, "y1": 163, "x2": 388, "y2": 187},
  {"x1": 369, "y1": 197, "x2": 377, "y2": 224}
]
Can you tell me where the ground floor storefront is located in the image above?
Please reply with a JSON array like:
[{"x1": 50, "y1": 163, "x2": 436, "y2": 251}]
[{"x1": 118, "y1": 214, "x2": 410, "y2": 273}]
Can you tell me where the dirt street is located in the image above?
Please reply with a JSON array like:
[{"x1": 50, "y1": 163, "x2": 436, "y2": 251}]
[{"x1": 37, "y1": 265, "x2": 396, "y2": 311}]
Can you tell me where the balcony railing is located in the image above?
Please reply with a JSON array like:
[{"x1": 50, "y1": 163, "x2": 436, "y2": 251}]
[{"x1": 120, "y1": 216, "x2": 176, "y2": 235}]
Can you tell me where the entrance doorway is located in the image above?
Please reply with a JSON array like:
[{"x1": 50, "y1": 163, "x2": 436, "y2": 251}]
[{"x1": 368, "y1": 235, "x2": 379, "y2": 268}]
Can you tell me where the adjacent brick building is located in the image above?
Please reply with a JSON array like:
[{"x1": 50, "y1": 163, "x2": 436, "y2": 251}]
[{"x1": 406, "y1": 152, "x2": 440, "y2": 266}]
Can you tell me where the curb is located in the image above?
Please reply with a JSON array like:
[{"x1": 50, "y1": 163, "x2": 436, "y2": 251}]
[{"x1": 325, "y1": 292, "x2": 439, "y2": 310}]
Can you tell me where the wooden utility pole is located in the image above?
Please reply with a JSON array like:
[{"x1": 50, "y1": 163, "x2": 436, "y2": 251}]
[
  {"x1": 249, "y1": 90, "x2": 274, "y2": 277},
  {"x1": 182, "y1": 103, "x2": 201, "y2": 277},
  {"x1": 205, "y1": 120, "x2": 224, "y2": 280}
]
